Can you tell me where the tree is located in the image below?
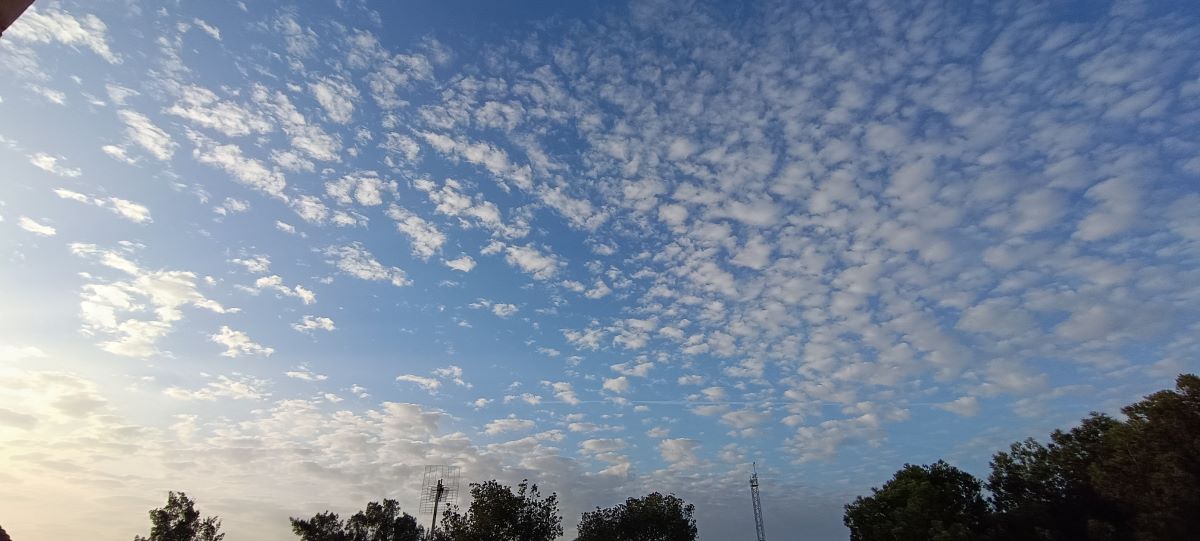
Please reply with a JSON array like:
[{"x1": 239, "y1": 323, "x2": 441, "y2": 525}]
[
  {"x1": 133, "y1": 492, "x2": 224, "y2": 541},
  {"x1": 290, "y1": 499, "x2": 423, "y2": 541},
  {"x1": 436, "y1": 479, "x2": 562, "y2": 541},
  {"x1": 0, "y1": 522, "x2": 11, "y2": 541},
  {"x1": 843, "y1": 461, "x2": 989, "y2": 541},
  {"x1": 1092, "y1": 374, "x2": 1200, "y2": 541},
  {"x1": 291, "y1": 512, "x2": 351, "y2": 541},
  {"x1": 988, "y1": 414, "x2": 1129, "y2": 540},
  {"x1": 576, "y1": 492, "x2": 697, "y2": 541}
]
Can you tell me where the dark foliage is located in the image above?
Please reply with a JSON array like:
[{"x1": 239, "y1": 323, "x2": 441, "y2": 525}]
[
  {"x1": 845, "y1": 374, "x2": 1200, "y2": 541},
  {"x1": 844, "y1": 460, "x2": 990, "y2": 541},
  {"x1": 0, "y1": 523, "x2": 11, "y2": 541},
  {"x1": 1092, "y1": 374, "x2": 1200, "y2": 541},
  {"x1": 290, "y1": 499, "x2": 423, "y2": 541},
  {"x1": 989, "y1": 414, "x2": 1129, "y2": 540},
  {"x1": 576, "y1": 492, "x2": 697, "y2": 541},
  {"x1": 133, "y1": 492, "x2": 224, "y2": 541},
  {"x1": 436, "y1": 479, "x2": 562, "y2": 541}
]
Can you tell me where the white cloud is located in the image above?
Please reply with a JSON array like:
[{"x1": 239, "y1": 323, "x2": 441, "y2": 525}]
[
  {"x1": 324, "y1": 243, "x2": 410, "y2": 287},
  {"x1": 484, "y1": 415, "x2": 536, "y2": 435},
  {"x1": 677, "y1": 375, "x2": 705, "y2": 386},
  {"x1": 444, "y1": 255, "x2": 476, "y2": 272},
  {"x1": 396, "y1": 374, "x2": 441, "y2": 392},
  {"x1": 386, "y1": 205, "x2": 445, "y2": 260},
  {"x1": 252, "y1": 85, "x2": 341, "y2": 162},
  {"x1": 602, "y1": 376, "x2": 630, "y2": 394},
  {"x1": 504, "y1": 393, "x2": 542, "y2": 405},
  {"x1": 731, "y1": 234, "x2": 772, "y2": 270},
  {"x1": 54, "y1": 189, "x2": 151, "y2": 223},
  {"x1": 326, "y1": 172, "x2": 391, "y2": 206},
  {"x1": 189, "y1": 133, "x2": 286, "y2": 199},
  {"x1": 117, "y1": 110, "x2": 175, "y2": 160},
  {"x1": 935, "y1": 396, "x2": 980, "y2": 417},
  {"x1": 249, "y1": 275, "x2": 316, "y2": 305},
  {"x1": 192, "y1": 18, "x2": 221, "y2": 40},
  {"x1": 418, "y1": 131, "x2": 533, "y2": 191},
  {"x1": 719, "y1": 409, "x2": 770, "y2": 430},
  {"x1": 611, "y1": 361, "x2": 653, "y2": 378},
  {"x1": 70, "y1": 245, "x2": 231, "y2": 357},
  {"x1": 290, "y1": 194, "x2": 329, "y2": 224},
  {"x1": 164, "y1": 373, "x2": 270, "y2": 401},
  {"x1": 584, "y1": 280, "x2": 612, "y2": 299},
  {"x1": 229, "y1": 256, "x2": 271, "y2": 274},
  {"x1": 292, "y1": 316, "x2": 335, "y2": 333},
  {"x1": 310, "y1": 76, "x2": 360, "y2": 124},
  {"x1": 491, "y1": 303, "x2": 518, "y2": 318},
  {"x1": 17, "y1": 216, "x2": 56, "y2": 236},
  {"x1": 7, "y1": 8, "x2": 120, "y2": 63},
  {"x1": 168, "y1": 85, "x2": 273, "y2": 137},
  {"x1": 29, "y1": 153, "x2": 81, "y2": 177},
  {"x1": 433, "y1": 365, "x2": 471, "y2": 388},
  {"x1": 210, "y1": 326, "x2": 274, "y2": 357},
  {"x1": 503, "y1": 245, "x2": 561, "y2": 280},
  {"x1": 545, "y1": 381, "x2": 580, "y2": 405},
  {"x1": 1075, "y1": 177, "x2": 1140, "y2": 241},
  {"x1": 658, "y1": 438, "x2": 700, "y2": 468},
  {"x1": 285, "y1": 367, "x2": 327, "y2": 382}
]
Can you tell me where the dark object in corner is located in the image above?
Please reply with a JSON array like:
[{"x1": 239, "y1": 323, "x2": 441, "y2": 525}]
[{"x1": 0, "y1": 0, "x2": 36, "y2": 38}]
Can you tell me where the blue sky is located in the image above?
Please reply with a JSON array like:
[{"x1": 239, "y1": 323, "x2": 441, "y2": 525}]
[{"x1": 2, "y1": 0, "x2": 1199, "y2": 539}]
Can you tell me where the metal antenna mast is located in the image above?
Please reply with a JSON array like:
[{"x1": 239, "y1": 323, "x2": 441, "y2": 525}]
[
  {"x1": 419, "y1": 465, "x2": 460, "y2": 537},
  {"x1": 750, "y1": 462, "x2": 768, "y2": 541}
]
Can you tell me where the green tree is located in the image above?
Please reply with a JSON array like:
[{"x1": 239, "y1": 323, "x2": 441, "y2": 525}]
[
  {"x1": 843, "y1": 461, "x2": 989, "y2": 541},
  {"x1": 1093, "y1": 374, "x2": 1200, "y2": 541},
  {"x1": 437, "y1": 479, "x2": 562, "y2": 541},
  {"x1": 133, "y1": 492, "x2": 224, "y2": 541},
  {"x1": 290, "y1": 499, "x2": 422, "y2": 541},
  {"x1": 988, "y1": 414, "x2": 1129, "y2": 540},
  {"x1": 291, "y1": 512, "x2": 351, "y2": 541},
  {"x1": 575, "y1": 492, "x2": 697, "y2": 541}
]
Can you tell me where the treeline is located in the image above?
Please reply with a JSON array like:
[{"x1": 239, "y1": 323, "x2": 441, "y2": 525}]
[
  {"x1": 128, "y1": 480, "x2": 697, "y2": 541},
  {"x1": 844, "y1": 374, "x2": 1200, "y2": 541}
]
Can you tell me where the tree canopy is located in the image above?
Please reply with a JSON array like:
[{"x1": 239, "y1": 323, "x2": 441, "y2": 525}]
[
  {"x1": 133, "y1": 492, "x2": 224, "y2": 541},
  {"x1": 576, "y1": 492, "x2": 697, "y2": 541},
  {"x1": 290, "y1": 499, "x2": 423, "y2": 541},
  {"x1": 0, "y1": 523, "x2": 11, "y2": 541},
  {"x1": 1092, "y1": 374, "x2": 1200, "y2": 540},
  {"x1": 988, "y1": 414, "x2": 1128, "y2": 540},
  {"x1": 845, "y1": 374, "x2": 1200, "y2": 541},
  {"x1": 436, "y1": 479, "x2": 562, "y2": 541},
  {"x1": 844, "y1": 460, "x2": 990, "y2": 541}
]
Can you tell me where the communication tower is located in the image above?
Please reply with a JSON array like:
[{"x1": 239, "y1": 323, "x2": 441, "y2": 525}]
[
  {"x1": 419, "y1": 465, "x2": 461, "y2": 536},
  {"x1": 750, "y1": 462, "x2": 767, "y2": 541}
]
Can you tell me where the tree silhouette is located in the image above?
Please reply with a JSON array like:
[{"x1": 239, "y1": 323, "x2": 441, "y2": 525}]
[
  {"x1": 844, "y1": 461, "x2": 989, "y2": 541},
  {"x1": 436, "y1": 479, "x2": 561, "y2": 541},
  {"x1": 576, "y1": 492, "x2": 697, "y2": 541},
  {"x1": 1093, "y1": 374, "x2": 1200, "y2": 540},
  {"x1": 291, "y1": 499, "x2": 422, "y2": 541},
  {"x1": 133, "y1": 492, "x2": 224, "y2": 541},
  {"x1": 988, "y1": 414, "x2": 1129, "y2": 540},
  {"x1": 846, "y1": 373, "x2": 1200, "y2": 541},
  {"x1": 0, "y1": 522, "x2": 11, "y2": 541}
]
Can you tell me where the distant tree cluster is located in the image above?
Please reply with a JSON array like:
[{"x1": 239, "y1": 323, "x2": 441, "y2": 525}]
[
  {"x1": 844, "y1": 374, "x2": 1200, "y2": 541},
  {"x1": 130, "y1": 479, "x2": 698, "y2": 541}
]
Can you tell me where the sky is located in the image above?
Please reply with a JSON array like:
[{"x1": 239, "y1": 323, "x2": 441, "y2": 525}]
[{"x1": 1, "y1": 0, "x2": 1199, "y2": 539}]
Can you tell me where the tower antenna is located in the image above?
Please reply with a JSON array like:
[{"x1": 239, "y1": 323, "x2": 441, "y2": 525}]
[
  {"x1": 750, "y1": 462, "x2": 768, "y2": 541},
  {"x1": 419, "y1": 465, "x2": 460, "y2": 536}
]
